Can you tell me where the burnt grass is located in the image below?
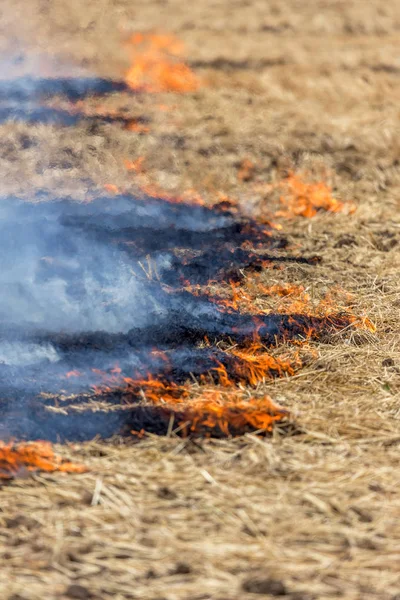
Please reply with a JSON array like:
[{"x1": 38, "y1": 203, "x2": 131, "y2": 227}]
[{"x1": 0, "y1": 189, "x2": 344, "y2": 441}]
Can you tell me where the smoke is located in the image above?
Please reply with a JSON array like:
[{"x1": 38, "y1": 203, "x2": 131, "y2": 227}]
[
  {"x1": 0, "y1": 198, "x2": 149, "y2": 334},
  {"x1": 0, "y1": 188, "x2": 297, "y2": 406},
  {"x1": 0, "y1": 192, "x2": 238, "y2": 340},
  {"x1": 0, "y1": 341, "x2": 59, "y2": 367},
  {"x1": 0, "y1": 76, "x2": 130, "y2": 126},
  {"x1": 0, "y1": 194, "x2": 236, "y2": 367},
  {"x1": 0, "y1": 43, "x2": 130, "y2": 127},
  {"x1": 0, "y1": 42, "x2": 286, "y2": 416},
  {"x1": 0, "y1": 50, "x2": 321, "y2": 441}
]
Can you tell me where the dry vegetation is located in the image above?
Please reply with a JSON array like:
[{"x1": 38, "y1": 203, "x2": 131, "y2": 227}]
[{"x1": 0, "y1": 1, "x2": 399, "y2": 599}]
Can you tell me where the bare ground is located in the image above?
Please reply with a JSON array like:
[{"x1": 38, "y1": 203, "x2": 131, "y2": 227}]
[{"x1": 0, "y1": 1, "x2": 399, "y2": 599}]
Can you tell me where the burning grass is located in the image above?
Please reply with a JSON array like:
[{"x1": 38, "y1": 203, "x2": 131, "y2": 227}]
[
  {"x1": 173, "y1": 391, "x2": 288, "y2": 437},
  {"x1": 0, "y1": 31, "x2": 373, "y2": 455},
  {"x1": 277, "y1": 172, "x2": 356, "y2": 218},
  {"x1": 55, "y1": 303, "x2": 369, "y2": 440},
  {"x1": 0, "y1": 32, "x2": 199, "y2": 131},
  {"x1": 123, "y1": 158, "x2": 355, "y2": 225},
  {"x1": 95, "y1": 376, "x2": 289, "y2": 437},
  {"x1": 0, "y1": 187, "x2": 372, "y2": 447},
  {"x1": 125, "y1": 33, "x2": 200, "y2": 93},
  {"x1": 249, "y1": 172, "x2": 356, "y2": 220},
  {"x1": 212, "y1": 277, "x2": 375, "y2": 328},
  {"x1": 225, "y1": 344, "x2": 300, "y2": 386},
  {"x1": 0, "y1": 441, "x2": 87, "y2": 481}
]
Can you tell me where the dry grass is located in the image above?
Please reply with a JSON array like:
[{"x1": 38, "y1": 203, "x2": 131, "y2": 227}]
[{"x1": 0, "y1": 0, "x2": 400, "y2": 599}]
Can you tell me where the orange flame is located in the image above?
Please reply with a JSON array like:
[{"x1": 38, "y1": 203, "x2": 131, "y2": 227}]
[
  {"x1": 0, "y1": 441, "x2": 87, "y2": 480},
  {"x1": 104, "y1": 183, "x2": 120, "y2": 195},
  {"x1": 277, "y1": 173, "x2": 356, "y2": 218},
  {"x1": 227, "y1": 345, "x2": 298, "y2": 385},
  {"x1": 125, "y1": 33, "x2": 199, "y2": 93},
  {"x1": 65, "y1": 370, "x2": 83, "y2": 379},
  {"x1": 138, "y1": 182, "x2": 206, "y2": 206},
  {"x1": 120, "y1": 377, "x2": 288, "y2": 436},
  {"x1": 123, "y1": 376, "x2": 189, "y2": 405},
  {"x1": 125, "y1": 121, "x2": 150, "y2": 133},
  {"x1": 212, "y1": 278, "x2": 374, "y2": 331},
  {"x1": 124, "y1": 157, "x2": 146, "y2": 173},
  {"x1": 176, "y1": 391, "x2": 288, "y2": 436}
]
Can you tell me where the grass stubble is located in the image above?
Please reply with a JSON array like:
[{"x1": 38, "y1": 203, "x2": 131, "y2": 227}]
[{"x1": 0, "y1": 1, "x2": 399, "y2": 599}]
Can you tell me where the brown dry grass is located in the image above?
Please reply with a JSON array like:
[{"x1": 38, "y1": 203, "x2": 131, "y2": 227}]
[{"x1": 0, "y1": 1, "x2": 400, "y2": 599}]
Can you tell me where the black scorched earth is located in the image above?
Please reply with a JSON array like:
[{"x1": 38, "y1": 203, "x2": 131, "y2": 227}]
[{"x1": 0, "y1": 188, "x2": 355, "y2": 441}]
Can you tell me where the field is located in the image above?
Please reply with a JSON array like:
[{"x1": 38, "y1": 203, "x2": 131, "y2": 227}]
[{"x1": 0, "y1": 1, "x2": 399, "y2": 599}]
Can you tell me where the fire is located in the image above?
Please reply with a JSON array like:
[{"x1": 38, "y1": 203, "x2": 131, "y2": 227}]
[
  {"x1": 173, "y1": 391, "x2": 288, "y2": 436},
  {"x1": 124, "y1": 157, "x2": 145, "y2": 173},
  {"x1": 195, "y1": 279, "x2": 306, "y2": 313},
  {"x1": 139, "y1": 182, "x2": 206, "y2": 206},
  {"x1": 125, "y1": 121, "x2": 150, "y2": 133},
  {"x1": 211, "y1": 277, "x2": 374, "y2": 330},
  {"x1": 125, "y1": 33, "x2": 199, "y2": 93},
  {"x1": 123, "y1": 376, "x2": 189, "y2": 405},
  {"x1": 86, "y1": 344, "x2": 293, "y2": 435},
  {"x1": 0, "y1": 441, "x2": 87, "y2": 480},
  {"x1": 227, "y1": 345, "x2": 298, "y2": 386},
  {"x1": 119, "y1": 377, "x2": 288, "y2": 436},
  {"x1": 65, "y1": 370, "x2": 83, "y2": 379},
  {"x1": 103, "y1": 183, "x2": 120, "y2": 194},
  {"x1": 277, "y1": 172, "x2": 356, "y2": 218},
  {"x1": 60, "y1": 172, "x2": 371, "y2": 440},
  {"x1": 0, "y1": 33, "x2": 374, "y2": 449}
]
